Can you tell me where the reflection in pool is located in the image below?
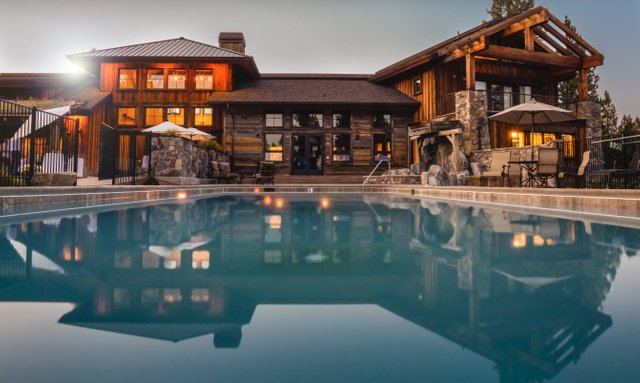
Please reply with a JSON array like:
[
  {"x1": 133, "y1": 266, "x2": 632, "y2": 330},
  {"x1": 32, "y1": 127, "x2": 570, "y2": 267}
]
[{"x1": 0, "y1": 194, "x2": 638, "y2": 382}]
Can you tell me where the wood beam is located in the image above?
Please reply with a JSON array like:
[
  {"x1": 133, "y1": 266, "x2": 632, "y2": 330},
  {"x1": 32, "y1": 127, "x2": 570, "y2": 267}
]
[
  {"x1": 466, "y1": 53, "x2": 475, "y2": 90},
  {"x1": 550, "y1": 67, "x2": 577, "y2": 79},
  {"x1": 541, "y1": 24, "x2": 587, "y2": 58},
  {"x1": 583, "y1": 54, "x2": 605, "y2": 69},
  {"x1": 481, "y1": 45, "x2": 582, "y2": 68},
  {"x1": 579, "y1": 69, "x2": 588, "y2": 102},
  {"x1": 441, "y1": 37, "x2": 486, "y2": 64},
  {"x1": 502, "y1": 10, "x2": 549, "y2": 36},
  {"x1": 524, "y1": 28, "x2": 534, "y2": 51},
  {"x1": 533, "y1": 36, "x2": 556, "y2": 54},
  {"x1": 547, "y1": 13, "x2": 602, "y2": 57},
  {"x1": 533, "y1": 26, "x2": 573, "y2": 57}
]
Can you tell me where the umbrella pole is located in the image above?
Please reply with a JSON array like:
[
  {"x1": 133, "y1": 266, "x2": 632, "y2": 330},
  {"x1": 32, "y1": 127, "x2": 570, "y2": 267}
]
[{"x1": 530, "y1": 112, "x2": 535, "y2": 161}]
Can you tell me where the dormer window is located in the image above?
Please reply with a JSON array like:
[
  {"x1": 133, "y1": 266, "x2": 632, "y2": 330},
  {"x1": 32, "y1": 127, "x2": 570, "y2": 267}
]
[
  {"x1": 168, "y1": 69, "x2": 186, "y2": 89},
  {"x1": 195, "y1": 70, "x2": 214, "y2": 90},
  {"x1": 118, "y1": 69, "x2": 137, "y2": 89}
]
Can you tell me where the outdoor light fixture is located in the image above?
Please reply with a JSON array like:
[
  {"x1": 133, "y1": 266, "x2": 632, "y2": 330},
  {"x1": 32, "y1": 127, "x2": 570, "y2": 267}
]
[
  {"x1": 320, "y1": 197, "x2": 330, "y2": 209},
  {"x1": 263, "y1": 196, "x2": 273, "y2": 205},
  {"x1": 177, "y1": 191, "x2": 188, "y2": 200},
  {"x1": 275, "y1": 198, "x2": 285, "y2": 209}
]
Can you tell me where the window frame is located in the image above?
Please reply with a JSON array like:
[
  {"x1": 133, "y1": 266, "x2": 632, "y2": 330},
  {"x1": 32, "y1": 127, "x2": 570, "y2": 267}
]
[
  {"x1": 263, "y1": 133, "x2": 284, "y2": 162},
  {"x1": 166, "y1": 107, "x2": 185, "y2": 126},
  {"x1": 372, "y1": 113, "x2": 392, "y2": 130},
  {"x1": 413, "y1": 77, "x2": 422, "y2": 95},
  {"x1": 118, "y1": 69, "x2": 137, "y2": 90},
  {"x1": 117, "y1": 107, "x2": 137, "y2": 126},
  {"x1": 332, "y1": 133, "x2": 352, "y2": 163},
  {"x1": 195, "y1": 69, "x2": 214, "y2": 90},
  {"x1": 292, "y1": 112, "x2": 324, "y2": 128},
  {"x1": 145, "y1": 107, "x2": 164, "y2": 126},
  {"x1": 265, "y1": 112, "x2": 284, "y2": 128},
  {"x1": 372, "y1": 132, "x2": 392, "y2": 162},
  {"x1": 194, "y1": 107, "x2": 213, "y2": 127},
  {"x1": 332, "y1": 111, "x2": 351, "y2": 129},
  {"x1": 167, "y1": 69, "x2": 187, "y2": 90}
]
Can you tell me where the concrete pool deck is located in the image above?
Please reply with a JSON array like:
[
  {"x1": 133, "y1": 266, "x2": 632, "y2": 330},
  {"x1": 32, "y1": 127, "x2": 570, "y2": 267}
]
[{"x1": 0, "y1": 184, "x2": 638, "y2": 226}]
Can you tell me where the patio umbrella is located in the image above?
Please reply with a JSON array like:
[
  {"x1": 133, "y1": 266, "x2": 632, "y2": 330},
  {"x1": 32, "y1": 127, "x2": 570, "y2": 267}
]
[
  {"x1": 489, "y1": 99, "x2": 578, "y2": 160},
  {"x1": 180, "y1": 127, "x2": 214, "y2": 142},
  {"x1": 142, "y1": 121, "x2": 189, "y2": 134}
]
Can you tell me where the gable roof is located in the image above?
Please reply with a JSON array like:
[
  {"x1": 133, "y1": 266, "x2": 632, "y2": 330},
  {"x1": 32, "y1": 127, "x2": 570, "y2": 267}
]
[
  {"x1": 208, "y1": 75, "x2": 420, "y2": 106},
  {"x1": 68, "y1": 37, "x2": 247, "y2": 59},
  {"x1": 372, "y1": 6, "x2": 604, "y2": 83}
]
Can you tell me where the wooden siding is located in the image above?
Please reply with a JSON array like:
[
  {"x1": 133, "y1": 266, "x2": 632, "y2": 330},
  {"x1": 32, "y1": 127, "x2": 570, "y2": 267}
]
[
  {"x1": 394, "y1": 68, "x2": 436, "y2": 124},
  {"x1": 224, "y1": 107, "x2": 411, "y2": 175}
]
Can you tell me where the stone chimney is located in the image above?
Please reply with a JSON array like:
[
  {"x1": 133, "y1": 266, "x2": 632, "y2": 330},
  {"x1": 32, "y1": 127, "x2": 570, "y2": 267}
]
[{"x1": 218, "y1": 32, "x2": 246, "y2": 54}]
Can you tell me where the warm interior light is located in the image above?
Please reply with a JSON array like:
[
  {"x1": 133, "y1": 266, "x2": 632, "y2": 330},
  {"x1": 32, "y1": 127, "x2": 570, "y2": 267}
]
[
  {"x1": 512, "y1": 233, "x2": 527, "y2": 248},
  {"x1": 275, "y1": 198, "x2": 285, "y2": 209},
  {"x1": 177, "y1": 191, "x2": 188, "y2": 200},
  {"x1": 320, "y1": 197, "x2": 330, "y2": 209},
  {"x1": 192, "y1": 250, "x2": 210, "y2": 269},
  {"x1": 267, "y1": 215, "x2": 282, "y2": 229},
  {"x1": 533, "y1": 235, "x2": 545, "y2": 247},
  {"x1": 263, "y1": 196, "x2": 273, "y2": 206},
  {"x1": 253, "y1": 187, "x2": 261, "y2": 193},
  {"x1": 511, "y1": 131, "x2": 519, "y2": 138}
]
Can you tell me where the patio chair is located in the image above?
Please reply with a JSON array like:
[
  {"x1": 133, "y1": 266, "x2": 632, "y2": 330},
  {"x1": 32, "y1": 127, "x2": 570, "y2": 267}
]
[
  {"x1": 534, "y1": 147, "x2": 560, "y2": 187},
  {"x1": 254, "y1": 161, "x2": 275, "y2": 184},
  {"x1": 218, "y1": 162, "x2": 240, "y2": 184},
  {"x1": 564, "y1": 150, "x2": 590, "y2": 188},
  {"x1": 480, "y1": 151, "x2": 511, "y2": 187}
]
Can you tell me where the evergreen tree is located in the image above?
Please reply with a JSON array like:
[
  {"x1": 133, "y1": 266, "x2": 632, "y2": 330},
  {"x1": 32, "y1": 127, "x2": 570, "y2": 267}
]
[
  {"x1": 557, "y1": 16, "x2": 600, "y2": 105},
  {"x1": 618, "y1": 115, "x2": 640, "y2": 136},
  {"x1": 600, "y1": 91, "x2": 618, "y2": 136},
  {"x1": 487, "y1": 0, "x2": 535, "y2": 18}
]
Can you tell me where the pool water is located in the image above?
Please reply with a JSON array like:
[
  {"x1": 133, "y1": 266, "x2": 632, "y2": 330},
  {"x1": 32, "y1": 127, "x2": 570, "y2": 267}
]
[{"x1": 1, "y1": 194, "x2": 639, "y2": 383}]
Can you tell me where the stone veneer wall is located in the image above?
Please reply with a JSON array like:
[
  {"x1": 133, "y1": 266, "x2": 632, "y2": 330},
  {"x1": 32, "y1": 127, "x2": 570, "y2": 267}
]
[
  {"x1": 455, "y1": 90, "x2": 490, "y2": 154},
  {"x1": 575, "y1": 101, "x2": 603, "y2": 139},
  {"x1": 151, "y1": 136, "x2": 229, "y2": 178}
]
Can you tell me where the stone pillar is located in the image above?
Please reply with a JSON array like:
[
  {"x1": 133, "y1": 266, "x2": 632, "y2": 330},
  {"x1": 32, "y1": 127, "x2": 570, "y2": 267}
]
[
  {"x1": 577, "y1": 101, "x2": 602, "y2": 139},
  {"x1": 455, "y1": 90, "x2": 490, "y2": 154}
]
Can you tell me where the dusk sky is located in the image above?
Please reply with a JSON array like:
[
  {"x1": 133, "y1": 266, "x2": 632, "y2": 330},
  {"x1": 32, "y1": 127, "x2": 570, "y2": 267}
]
[{"x1": 0, "y1": 0, "x2": 637, "y2": 116}]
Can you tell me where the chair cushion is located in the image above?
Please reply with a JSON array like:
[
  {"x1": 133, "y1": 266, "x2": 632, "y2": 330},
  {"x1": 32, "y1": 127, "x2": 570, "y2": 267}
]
[
  {"x1": 219, "y1": 162, "x2": 231, "y2": 173},
  {"x1": 210, "y1": 161, "x2": 220, "y2": 176}
]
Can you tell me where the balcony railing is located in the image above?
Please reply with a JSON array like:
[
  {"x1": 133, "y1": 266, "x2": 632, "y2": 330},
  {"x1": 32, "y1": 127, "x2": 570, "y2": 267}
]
[{"x1": 438, "y1": 90, "x2": 567, "y2": 116}]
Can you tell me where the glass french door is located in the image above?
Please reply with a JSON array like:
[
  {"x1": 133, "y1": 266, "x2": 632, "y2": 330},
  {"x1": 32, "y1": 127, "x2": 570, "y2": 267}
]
[{"x1": 291, "y1": 134, "x2": 323, "y2": 175}]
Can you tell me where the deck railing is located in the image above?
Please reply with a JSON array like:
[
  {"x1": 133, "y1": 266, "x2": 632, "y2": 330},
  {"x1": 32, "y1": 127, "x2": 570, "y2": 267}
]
[
  {"x1": 438, "y1": 90, "x2": 568, "y2": 116},
  {"x1": 575, "y1": 134, "x2": 640, "y2": 189}
]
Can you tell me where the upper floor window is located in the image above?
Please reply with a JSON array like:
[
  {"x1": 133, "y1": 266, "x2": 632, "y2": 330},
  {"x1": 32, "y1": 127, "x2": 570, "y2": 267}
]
[
  {"x1": 146, "y1": 69, "x2": 164, "y2": 89},
  {"x1": 332, "y1": 112, "x2": 350, "y2": 129},
  {"x1": 194, "y1": 107, "x2": 213, "y2": 126},
  {"x1": 413, "y1": 78, "x2": 422, "y2": 95},
  {"x1": 167, "y1": 107, "x2": 185, "y2": 126},
  {"x1": 118, "y1": 107, "x2": 136, "y2": 125},
  {"x1": 118, "y1": 69, "x2": 137, "y2": 89},
  {"x1": 195, "y1": 70, "x2": 214, "y2": 90},
  {"x1": 168, "y1": 69, "x2": 186, "y2": 89},
  {"x1": 145, "y1": 108, "x2": 163, "y2": 126},
  {"x1": 373, "y1": 113, "x2": 391, "y2": 130},
  {"x1": 293, "y1": 112, "x2": 323, "y2": 128},
  {"x1": 265, "y1": 113, "x2": 283, "y2": 128}
]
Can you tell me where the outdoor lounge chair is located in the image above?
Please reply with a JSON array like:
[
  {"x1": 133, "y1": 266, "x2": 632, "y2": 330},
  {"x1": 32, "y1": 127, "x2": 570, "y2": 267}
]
[
  {"x1": 218, "y1": 162, "x2": 240, "y2": 183},
  {"x1": 564, "y1": 150, "x2": 590, "y2": 188},
  {"x1": 533, "y1": 147, "x2": 560, "y2": 187},
  {"x1": 254, "y1": 161, "x2": 275, "y2": 184},
  {"x1": 480, "y1": 151, "x2": 511, "y2": 187}
]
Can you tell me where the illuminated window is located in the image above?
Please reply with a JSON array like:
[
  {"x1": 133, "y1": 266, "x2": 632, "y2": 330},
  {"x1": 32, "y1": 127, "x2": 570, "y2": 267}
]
[
  {"x1": 373, "y1": 133, "x2": 392, "y2": 161},
  {"x1": 264, "y1": 133, "x2": 283, "y2": 162},
  {"x1": 373, "y1": 113, "x2": 391, "y2": 130},
  {"x1": 163, "y1": 289, "x2": 182, "y2": 303},
  {"x1": 146, "y1": 69, "x2": 164, "y2": 89},
  {"x1": 191, "y1": 288, "x2": 210, "y2": 302},
  {"x1": 166, "y1": 107, "x2": 185, "y2": 126},
  {"x1": 194, "y1": 107, "x2": 213, "y2": 126},
  {"x1": 293, "y1": 112, "x2": 323, "y2": 128},
  {"x1": 265, "y1": 113, "x2": 283, "y2": 128},
  {"x1": 118, "y1": 107, "x2": 136, "y2": 125},
  {"x1": 145, "y1": 108, "x2": 163, "y2": 126},
  {"x1": 332, "y1": 112, "x2": 350, "y2": 128},
  {"x1": 167, "y1": 69, "x2": 186, "y2": 89},
  {"x1": 118, "y1": 69, "x2": 136, "y2": 89},
  {"x1": 195, "y1": 69, "x2": 214, "y2": 89},
  {"x1": 192, "y1": 250, "x2": 210, "y2": 269},
  {"x1": 332, "y1": 134, "x2": 351, "y2": 162},
  {"x1": 511, "y1": 131, "x2": 524, "y2": 147},
  {"x1": 164, "y1": 251, "x2": 182, "y2": 269},
  {"x1": 562, "y1": 134, "x2": 575, "y2": 158},
  {"x1": 413, "y1": 78, "x2": 422, "y2": 95}
]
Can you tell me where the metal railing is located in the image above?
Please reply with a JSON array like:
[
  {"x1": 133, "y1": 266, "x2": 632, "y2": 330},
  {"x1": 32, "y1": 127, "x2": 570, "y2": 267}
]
[
  {"x1": 575, "y1": 134, "x2": 640, "y2": 189},
  {"x1": 0, "y1": 99, "x2": 79, "y2": 186},
  {"x1": 98, "y1": 123, "x2": 152, "y2": 185},
  {"x1": 438, "y1": 91, "x2": 570, "y2": 116},
  {"x1": 362, "y1": 158, "x2": 391, "y2": 188}
]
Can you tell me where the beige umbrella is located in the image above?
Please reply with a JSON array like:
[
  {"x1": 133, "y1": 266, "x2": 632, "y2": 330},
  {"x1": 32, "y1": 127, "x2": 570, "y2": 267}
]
[
  {"x1": 180, "y1": 127, "x2": 214, "y2": 142},
  {"x1": 142, "y1": 121, "x2": 189, "y2": 134},
  {"x1": 489, "y1": 99, "x2": 578, "y2": 160}
]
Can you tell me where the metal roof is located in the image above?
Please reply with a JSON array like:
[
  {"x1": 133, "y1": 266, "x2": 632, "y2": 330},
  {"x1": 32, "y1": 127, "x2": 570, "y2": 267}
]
[{"x1": 68, "y1": 37, "x2": 248, "y2": 59}]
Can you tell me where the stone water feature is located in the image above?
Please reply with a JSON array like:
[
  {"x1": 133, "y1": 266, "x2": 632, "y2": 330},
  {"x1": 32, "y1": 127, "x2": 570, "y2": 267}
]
[{"x1": 151, "y1": 136, "x2": 228, "y2": 183}]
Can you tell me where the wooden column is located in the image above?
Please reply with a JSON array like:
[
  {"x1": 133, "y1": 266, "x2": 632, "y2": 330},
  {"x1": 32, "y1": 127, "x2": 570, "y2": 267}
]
[
  {"x1": 465, "y1": 53, "x2": 475, "y2": 90},
  {"x1": 578, "y1": 69, "x2": 589, "y2": 102},
  {"x1": 524, "y1": 27, "x2": 534, "y2": 51}
]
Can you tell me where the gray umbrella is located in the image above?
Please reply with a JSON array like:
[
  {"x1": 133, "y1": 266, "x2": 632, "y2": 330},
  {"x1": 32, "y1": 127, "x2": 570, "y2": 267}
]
[{"x1": 489, "y1": 99, "x2": 578, "y2": 160}]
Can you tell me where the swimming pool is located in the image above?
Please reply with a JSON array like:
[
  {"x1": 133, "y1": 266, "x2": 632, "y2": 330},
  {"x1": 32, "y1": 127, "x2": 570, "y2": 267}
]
[{"x1": 0, "y1": 193, "x2": 639, "y2": 382}]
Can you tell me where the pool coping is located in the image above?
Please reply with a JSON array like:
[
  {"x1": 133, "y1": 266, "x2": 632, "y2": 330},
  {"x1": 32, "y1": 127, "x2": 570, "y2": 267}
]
[{"x1": 0, "y1": 184, "x2": 638, "y2": 227}]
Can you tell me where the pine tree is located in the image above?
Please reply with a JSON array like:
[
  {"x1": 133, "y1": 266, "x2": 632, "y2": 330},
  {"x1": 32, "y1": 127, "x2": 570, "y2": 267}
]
[
  {"x1": 557, "y1": 16, "x2": 600, "y2": 105},
  {"x1": 618, "y1": 115, "x2": 640, "y2": 136},
  {"x1": 487, "y1": 0, "x2": 535, "y2": 18},
  {"x1": 600, "y1": 91, "x2": 618, "y2": 136}
]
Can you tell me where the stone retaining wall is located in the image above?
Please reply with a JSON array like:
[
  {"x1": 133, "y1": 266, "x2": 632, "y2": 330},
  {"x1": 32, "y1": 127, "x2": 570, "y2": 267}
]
[{"x1": 151, "y1": 137, "x2": 228, "y2": 179}]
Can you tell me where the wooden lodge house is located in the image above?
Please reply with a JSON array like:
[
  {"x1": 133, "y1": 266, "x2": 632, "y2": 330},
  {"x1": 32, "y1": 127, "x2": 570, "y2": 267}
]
[{"x1": 0, "y1": 6, "x2": 603, "y2": 179}]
